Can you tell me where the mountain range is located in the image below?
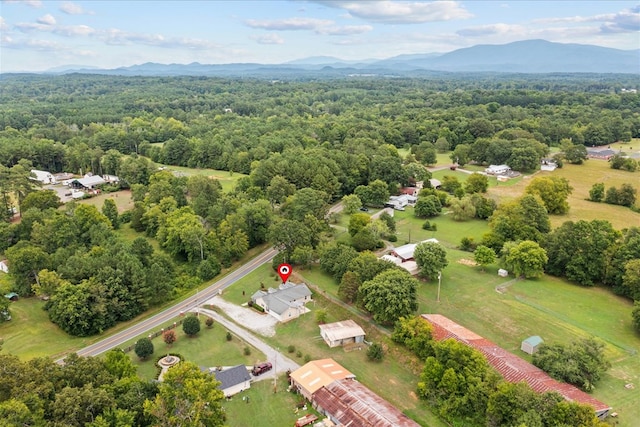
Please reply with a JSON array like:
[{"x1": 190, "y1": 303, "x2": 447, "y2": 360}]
[{"x1": 44, "y1": 40, "x2": 640, "y2": 77}]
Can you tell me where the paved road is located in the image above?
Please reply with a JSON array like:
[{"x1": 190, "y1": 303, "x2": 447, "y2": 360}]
[{"x1": 58, "y1": 247, "x2": 278, "y2": 362}]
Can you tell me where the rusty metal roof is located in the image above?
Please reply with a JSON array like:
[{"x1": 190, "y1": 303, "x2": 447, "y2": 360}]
[
  {"x1": 313, "y1": 379, "x2": 421, "y2": 427},
  {"x1": 421, "y1": 314, "x2": 611, "y2": 414}
]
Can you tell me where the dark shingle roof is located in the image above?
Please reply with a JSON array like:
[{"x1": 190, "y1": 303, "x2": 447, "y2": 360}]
[{"x1": 214, "y1": 365, "x2": 251, "y2": 390}]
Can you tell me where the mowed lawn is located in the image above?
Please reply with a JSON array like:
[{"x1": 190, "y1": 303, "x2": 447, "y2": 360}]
[
  {"x1": 77, "y1": 189, "x2": 134, "y2": 212},
  {"x1": 155, "y1": 164, "x2": 246, "y2": 193}
]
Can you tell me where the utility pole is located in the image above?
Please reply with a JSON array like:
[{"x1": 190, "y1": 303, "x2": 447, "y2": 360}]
[{"x1": 437, "y1": 271, "x2": 442, "y2": 303}]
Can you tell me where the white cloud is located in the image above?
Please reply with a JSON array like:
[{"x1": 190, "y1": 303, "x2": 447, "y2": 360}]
[
  {"x1": 36, "y1": 13, "x2": 56, "y2": 26},
  {"x1": 252, "y1": 34, "x2": 284, "y2": 45},
  {"x1": 245, "y1": 17, "x2": 333, "y2": 31},
  {"x1": 533, "y1": 6, "x2": 639, "y2": 34},
  {"x1": 0, "y1": 16, "x2": 9, "y2": 32},
  {"x1": 457, "y1": 23, "x2": 524, "y2": 37},
  {"x1": 314, "y1": 0, "x2": 472, "y2": 24},
  {"x1": 2, "y1": 0, "x2": 43, "y2": 8},
  {"x1": 319, "y1": 25, "x2": 373, "y2": 36},
  {"x1": 99, "y1": 28, "x2": 220, "y2": 49},
  {"x1": 59, "y1": 1, "x2": 93, "y2": 15}
]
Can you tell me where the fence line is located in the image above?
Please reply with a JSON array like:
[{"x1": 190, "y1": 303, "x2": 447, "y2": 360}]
[{"x1": 123, "y1": 318, "x2": 185, "y2": 353}]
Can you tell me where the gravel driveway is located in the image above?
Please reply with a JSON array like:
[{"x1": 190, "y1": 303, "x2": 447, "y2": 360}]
[{"x1": 204, "y1": 296, "x2": 278, "y2": 337}]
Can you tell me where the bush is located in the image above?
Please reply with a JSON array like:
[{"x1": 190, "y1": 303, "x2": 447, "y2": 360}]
[
  {"x1": 367, "y1": 343, "x2": 384, "y2": 362},
  {"x1": 288, "y1": 345, "x2": 296, "y2": 353},
  {"x1": 387, "y1": 234, "x2": 398, "y2": 242},
  {"x1": 296, "y1": 350, "x2": 302, "y2": 358},
  {"x1": 197, "y1": 258, "x2": 221, "y2": 281},
  {"x1": 226, "y1": 331, "x2": 232, "y2": 341},
  {"x1": 244, "y1": 346, "x2": 251, "y2": 356},
  {"x1": 632, "y1": 301, "x2": 640, "y2": 333},
  {"x1": 182, "y1": 315, "x2": 201, "y2": 337},
  {"x1": 119, "y1": 210, "x2": 132, "y2": 224},
  {"x1": 459, "y1": 237, "x2": 477, "y2": 252},
  {"x1": 205, "y1": 317, "x2": 214, "y2": 328},
  {"x1": 315, "y1": 308, "x2": 328, "y2": 324},
  {"x1": 163, "y1": 330, "x2": 177, "y2": 346},
  {"x1": 303, "y1": 354, "x2": 311, "y2": 363},
  {"x1": 134, "y1": 337, "x2": 154, "y2": 360}
]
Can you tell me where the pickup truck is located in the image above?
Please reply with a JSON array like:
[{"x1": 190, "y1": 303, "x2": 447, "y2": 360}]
[{"x1": 251, "y1": 362, "x2": 272, "y2": 376}]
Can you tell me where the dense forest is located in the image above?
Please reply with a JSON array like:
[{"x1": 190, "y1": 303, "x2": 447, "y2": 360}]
[{"x1": 0, "y1": 73, "x2": 638, "y2": 426}]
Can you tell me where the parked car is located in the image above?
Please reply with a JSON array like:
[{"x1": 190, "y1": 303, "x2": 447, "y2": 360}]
[
  {"x1": 359, "y1": 207, "x2": 369, "y2": 212},
  {"x1": 251, "y1": 362, "x2": 272, "y2": 376}
]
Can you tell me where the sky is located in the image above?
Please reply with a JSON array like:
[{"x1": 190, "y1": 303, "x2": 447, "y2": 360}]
[{"x1": 1, "y1": 0, "x2": 639, "y2": 72}]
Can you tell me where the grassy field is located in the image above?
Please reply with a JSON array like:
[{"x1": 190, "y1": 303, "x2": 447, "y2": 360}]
[
  {"x1": 155, "y1": 164, "x2": 246, "y2": 193},
  {"x1": 77, "y1": 189, "x2": 134, "y2": 212}
]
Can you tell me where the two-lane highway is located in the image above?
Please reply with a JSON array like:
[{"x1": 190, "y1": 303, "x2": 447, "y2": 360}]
[{"x1": 59, "y1": 247, "x2": 278, "y2": 362}]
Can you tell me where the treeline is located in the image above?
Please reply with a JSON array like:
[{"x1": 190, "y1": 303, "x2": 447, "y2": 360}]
[
  {"x1": 1, "y1": 75, "x2": 639, "y2": 178},
  {"x1": 0, "y1": 351, "x2": 225, "y2": 426}
]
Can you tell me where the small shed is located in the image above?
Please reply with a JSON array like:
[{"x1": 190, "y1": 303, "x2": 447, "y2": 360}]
[
  {"x1": 521, "y1": 336, "x2": 544, "y2": 355},
  {"x1": 0, "y1": 259, "x2": 8, "y2": 274},
  {"x1": 319, "y1": 319, "x2": 366, "y2": 348},
  {"x1": 213, "y1": 365, "x2": 252, "y2": 397}
]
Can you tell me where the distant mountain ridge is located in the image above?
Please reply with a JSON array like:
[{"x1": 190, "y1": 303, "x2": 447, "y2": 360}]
[{"x1": 45, "y1": 40, "x2": 639, "y2": 76}]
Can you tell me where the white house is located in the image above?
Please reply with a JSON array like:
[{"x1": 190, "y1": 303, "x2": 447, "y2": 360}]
[
  {"x1": 213, "y1": 365, "x2": 252, "y2": 397},
  {"x1": 0, "y1": 260, "x2": 8, "y2": 274},
  {"x1": 485, "y1": 164, "x2": 511, "y2": 175},
  {"x1": 251, "y1": 282, "x2": 312, "y2": 322},
  {"x1": 30, "y1": 169, "x2": 56, "y2": 184},
  {"x1": 386, "y1": 194, "x2": 417, "y2": 211},
  {"x1": 319, "y1": 319, "x2": 366, "y2": 348},
  {"x1": 102, "y1": 174, "x2": 120, "y2": 184}
]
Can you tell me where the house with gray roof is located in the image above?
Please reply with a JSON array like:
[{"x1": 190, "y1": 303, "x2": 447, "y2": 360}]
[
  {"x1": 213, "y1": 365, "x2": 252, "y2": 397},
  {"x1": 251, "y1": 282, "x2": 312, "y2": 322}
]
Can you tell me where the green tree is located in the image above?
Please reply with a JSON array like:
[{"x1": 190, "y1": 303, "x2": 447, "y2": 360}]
[
  {"x1": 20, "y1": 189, "x2": 61, "y2": 212},
  {"x1": 391, "y1": 316, "x2": 433, "y2": 359},
  {"x1": 503, "y1": 240, "x2": 548, "y2": 279},
  {"x1": 268, "y1": 218, "x2": 312, "y2": 257},
  {"x1": 4, "y1": 242, "x2": 50, "y2": 295},
  {"x1": 449, "y1": 196, "x2": 476, "y2": 221},
  {"x1": 144, "y1": 361, "x2": 225, "y2": 427},
  {"x1": 338, "y1": 271, "x2": 361, "y2": 303},
  {"x1": 282, "y1": 187, "x2": 329, "y2": 222},
  {"x1": 341, "y1": 194, "x2": 363, "y2": 215},
  {"x1": 617, "y1": 183, "x2": 637, "y2": 207},
  {"x1": 484, "y1": 194, "x2": 550, "y2": 251},
  {"x1": 450, "y1": 144, "x2": 471, "y2": 166},
  {"x1": 440, "y1": 175, "x2": 462, "y2": 194},
  {"x1": 533, "y1": 338, "x2": 610, "y2": 392},
  {"x1": 101, "y1": 198, "x2": 119, "y2": 229},
  {"x1": 266, "y1": 175, "x2": 296, "y2": 207},
  {"x1": 417, "y1": 338, "x2": 499, "y2": 425},
  {"x1": 414, "y1": 241, "x2": 448, "y2": 280},
  {"x1": 319, "y1": 243, "x2": 359, "y2": 281},
  {"x1": 622, "y1": 259, "x2": 640, "y2": 301},
  {"x1": 359, "y1": 269, "x2": 419, "y2": 325},
  {"x1": 563, "y1": 144, "x2": 588, "y2": 164},
  {"x1": 464, "y1": 173, "x2": 489, "y2": 194},
  {"x1": 367, "y1": 343, "x2": 384, "y2": 361},
  {"x1": 544, "y1": 220, "x2": 620, "y2": 286},
  {"x1": 414, "y1": 195, "x2": 442, "y2": 218},
  {"x1": 474, "y1": 245, "x2": 496, "y2": 271},
  {"x1": 525, "y1": 176, "x2": 573, "y2": 214},
  {"x1": 604, "y1": 186, "x2": 619, "y2": 205},
  {"x1": 632, "y1": 301, "x2": 640, "y2": 333},
  {"x1": 609, "y1": 154, "x2": 625, "y2": 169},
  {"x1": 348, "y1": 213, "x2": 370, "y2": 237},
  {"x1": 134, "y1": 338, "x2": 154, "y2": 360},
  {"x1": 183, "y1": 315, "x2": 201, "y2": 336},
  {"x1": 104, "y1": 348, "x2": 137, "y2": 379},
  {"x1": 589, "y1": 182, "x2": 605, "y2": 202}
]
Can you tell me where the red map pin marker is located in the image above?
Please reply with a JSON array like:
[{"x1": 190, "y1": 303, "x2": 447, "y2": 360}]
[{"x1": 277, "y1": 263, "x2": 292, "y2": 283}]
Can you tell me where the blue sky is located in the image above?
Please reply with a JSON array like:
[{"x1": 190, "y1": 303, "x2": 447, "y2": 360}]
[{"x1": 1, "y1": 0, "x2": 638, "y2": 72}]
